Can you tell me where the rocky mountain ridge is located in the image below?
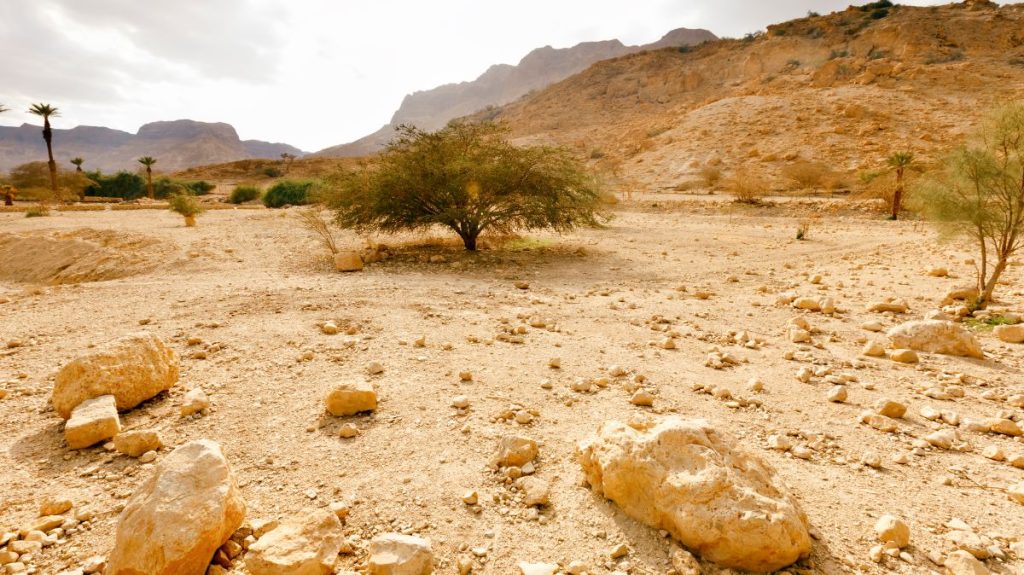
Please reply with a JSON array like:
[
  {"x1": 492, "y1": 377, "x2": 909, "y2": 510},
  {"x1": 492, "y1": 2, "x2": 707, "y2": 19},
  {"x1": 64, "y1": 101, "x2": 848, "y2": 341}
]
[{"x1": 0, "y1": 119, "x2": 305, "y2": 173}]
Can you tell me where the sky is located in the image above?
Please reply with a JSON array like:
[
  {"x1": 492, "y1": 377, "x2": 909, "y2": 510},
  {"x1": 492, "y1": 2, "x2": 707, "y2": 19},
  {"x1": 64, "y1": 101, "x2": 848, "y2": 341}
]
[{"x1": 0, "y1": 0, "x2": 1007, "y2": 152}]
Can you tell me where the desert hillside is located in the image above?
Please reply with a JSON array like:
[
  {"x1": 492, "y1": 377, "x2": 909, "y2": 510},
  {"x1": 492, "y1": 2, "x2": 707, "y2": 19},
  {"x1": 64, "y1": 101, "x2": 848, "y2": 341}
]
[
  {"x1": 0, "y1": 119, "x2": 305, "y2": 173},
  {"x1": 475, "y1": 1, "x2": 1024, "y2": 191},
  {"x1": 315, "y1": 28, "x2": 716, "y2": 158}
]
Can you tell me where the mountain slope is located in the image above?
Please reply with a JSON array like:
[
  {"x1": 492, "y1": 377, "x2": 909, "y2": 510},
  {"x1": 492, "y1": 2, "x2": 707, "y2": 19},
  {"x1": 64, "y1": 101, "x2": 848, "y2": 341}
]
[
  {"x1": 473, "y1": 0, "x2": 1024, "y2": 191},
  {"x1": 316, "y1": 28, "x2": 716, "y2": 157},
  {"x1": 0, "y1": 119, "x2": 305, "y2": 173}
]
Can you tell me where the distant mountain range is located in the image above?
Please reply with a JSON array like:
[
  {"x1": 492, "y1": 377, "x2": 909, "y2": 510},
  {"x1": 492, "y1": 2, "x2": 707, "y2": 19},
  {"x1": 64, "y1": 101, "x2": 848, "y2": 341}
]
[
  {"x1": 0, "y1": 119, "x2": 305, "y2": 173},
  {"x1": 314, "y1": 27, "x2": 717, "y2": 157}
]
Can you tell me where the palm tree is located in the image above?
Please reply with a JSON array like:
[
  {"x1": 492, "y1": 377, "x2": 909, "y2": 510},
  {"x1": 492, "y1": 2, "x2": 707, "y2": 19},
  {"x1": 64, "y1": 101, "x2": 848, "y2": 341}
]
[
  {"x1": 138, "y1": 156, "x2": 157, "y2": 199},
  {"x1": 70, "y1": 157, "x2": 84, "y2": 172},
  {"x1": 28, "y1": 103, "x2": 60, "y2": 193},
  {"x1": 886, "y1": 151, "x2": 914, "y2": 220}
]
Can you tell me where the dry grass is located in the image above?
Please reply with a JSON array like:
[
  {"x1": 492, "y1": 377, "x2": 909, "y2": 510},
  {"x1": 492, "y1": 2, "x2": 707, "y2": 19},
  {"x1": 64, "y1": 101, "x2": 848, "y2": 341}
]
[
  {"x1": 296, "y1": 208, "x2": 339, "y2": 255},
  {"x1": 781, "y1": 161, "x2": 832, "y2": 190},
  {"x1": 727, "y1": 167, "x2": 770, "y2": 204}
]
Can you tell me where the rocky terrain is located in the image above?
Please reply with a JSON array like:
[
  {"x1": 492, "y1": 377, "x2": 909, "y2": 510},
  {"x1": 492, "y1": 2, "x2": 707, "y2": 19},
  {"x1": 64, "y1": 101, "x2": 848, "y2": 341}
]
[
  {"x1": 1, "y1": 196, "x2": 1023, "y2": 575},
  {"x1": 314, "y1": 28, "x2": 716, "y2": 158},
  {"x1": 0, "y1": 119, "x2": 305, "y2": 173},
  {"x1": 473, "y1": 1, "x2": 1024, "y2": 191}
]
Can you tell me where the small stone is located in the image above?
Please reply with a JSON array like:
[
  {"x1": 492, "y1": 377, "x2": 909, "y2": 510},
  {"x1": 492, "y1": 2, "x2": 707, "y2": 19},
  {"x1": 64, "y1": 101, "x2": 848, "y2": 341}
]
[
  {"x1": 861, "y1": 452, "x2": 882, "y2": 468},
  {"x1": 321, "y1": 321, "x2": 339, "y2": 335},
  {"x1": 114, "y1": 430, "x2": 164, "y2": 458},
  {"x1": 827, "y1": 385, "x2": 848, "y2": 403},
  {"x1": 862, "y1": 341, "x2": 886, "y2": 357},
  {"x1": 982, "y1": 445, "x2": 1005, "y2": 461},
  {"x1": 875, "y1": 515, "x2": 910, "y2": 548},
  {"x1": 925, "y1": 429, "x2": 957, "y2": 450},
  {"x1": 670, "y1": 547, "x2": 701, "y2": 575},
  {"x1": 65, "y1": 395, "x2": 121, "y2": 449},
  {"x1": 630, "y1": 391, "x2": 655, "y2": 407},
  {"x1": 82, "y1": 556, "x2": 105, "y2": 574},
  {"x1": 366, "y1": 361, "x2": 385, "y2": 375},
  {"x1": 1009, "y1": 482, "x2": 1024, "y2": 504},
  {"x1": 38, "y1": 497, "x2": 73, "y2": 516},
  {"x1": 862, "y1": 321, "x2": 884, "y2": 332},
  {"x1": 180, "y1": 387, "x2": 211, "y2": 416},
  {"x1": 367, "y1": 533, "x2": 434, "y2": 575},
  {"x1": 459, "y1": 371, "x2": 473, "y2": 382},
  {"x1": 515, "y1": 410, "x2": 534, "y2": 425},
  {"x1": 548, "y1": 357, "x2": 560, "y2": 369},
  {"x1": 986, "y1": 418, "x2": 1022, "y2": 437},
  {"x1": 494, "y1": 436, "x2": 538, "y2": 467},
  {"x1": 518, "y1": 563, "x2": 557, "y2": 575},
  {"x1": 138, "y1": 450, "x2": 158, "y2": 464},
  {"x1": 462, "y1": 490, "x2": 478, "y2": 505},
  {"x1": 660, "y1": 337, "x2": 676, "y2": 350},
  {"x1": 325, "y1": 381, "x2": 377, "y2": 416},
  {"x1": 609, "y1": 543, "x2": 629, "y2": 559},
  {"x1": 943, "y1": 550, "x2": 991, "y2": 575},
  {"x1": 859, "y1": 411, "x2": 897, "y2": 432},
  {"x1": 338, "y1": 423, "x2": 359, "y2": 438},
  {"x1": 451, "y1": 396, "x2": 470, "y2": 409},
  {"x1": 517, "y1": 476, "x2": 551, "y2": 506},
  {"x1": 246, "y1": 510, "x2": 344, "y2": 575},
  {"x1": 875, "y1": 399, "x2": 907, "y2": 419},
  {"x1": 889, "y1": 349, "x2": 919, "y2": 364}
]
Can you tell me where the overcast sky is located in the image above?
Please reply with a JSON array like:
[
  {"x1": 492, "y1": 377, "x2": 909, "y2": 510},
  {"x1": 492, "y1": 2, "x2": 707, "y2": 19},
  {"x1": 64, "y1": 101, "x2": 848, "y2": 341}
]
[{"x1": 0, "y1": 1, "x2": 1007, "y2": 152}]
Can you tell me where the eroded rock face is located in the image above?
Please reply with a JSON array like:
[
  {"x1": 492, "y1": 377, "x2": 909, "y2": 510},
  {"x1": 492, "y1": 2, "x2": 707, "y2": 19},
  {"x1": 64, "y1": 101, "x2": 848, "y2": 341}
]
[
  {"x1": 576, "y1": 418, "x2": 811, "y2": 573},
  {"x1": 52, "y1": 332, "x2": 179, "y2": 419},
  {"x1": 246, "y1": 509, "x2": 343, "y2": 575},
  {"x1": 886, "y1": 320, "x2": 983, "y2": 359},
  {"x1": 106, "y1": 440, "x2": 246, "y2": 575}
]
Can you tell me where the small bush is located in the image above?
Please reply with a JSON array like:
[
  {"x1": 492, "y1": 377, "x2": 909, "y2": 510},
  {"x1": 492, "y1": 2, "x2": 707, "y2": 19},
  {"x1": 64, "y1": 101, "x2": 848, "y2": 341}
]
[
  {"x1": 925, "y1": 50, "x2": 965, "y2": 65},
  {"x1": 183, "y1": 181, "x2": 215, "y2": 195},
  {"x1": 698, "y1": 165, "x2": 723, "y2": 189},
  {"x1": 262, "y1": 166, "x2": 284, "y2": 178},
  {"x1": 25, "y1": 206, "x2": 49, "y2": 218},
  {"x1": 229, "y1": 185, "x2": 262, "y2": 204},
  {"x1": 262, "y1": 180, "x2": 314, "y2": 208},
  {"x1": 796, "y1": 219, "x2": 811, "y2": 240},
  {"x1": 589, "y1": 148, "x2": 606, "y2": 159},
  {"x1": 781, "y1": 161, "x2": 831, "y2": 189},
  {"x1": 168, "y1": 193, "x2": 203, "y2": 217},
  {"x1": 728, "y1": 168, "x2": 769, "y2": 204}
]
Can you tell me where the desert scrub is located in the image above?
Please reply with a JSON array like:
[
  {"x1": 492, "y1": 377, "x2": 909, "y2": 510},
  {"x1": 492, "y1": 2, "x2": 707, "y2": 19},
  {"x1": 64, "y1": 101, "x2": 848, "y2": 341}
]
[
  {"x1": 25, "y1": 205, "x2": 49, "y2": 217},
  {"x1": 262, "y1": 180, "x2": 314, "y2": 208},
  {"x1": 727, "y1": 168, "x2": 769, "y2": 204},
  {"x1": 229, "y1": 185, "x2": 261, "y2": 204},
  {"x1": 168, "y1": 193, "x2": 203, "y2": 227}
]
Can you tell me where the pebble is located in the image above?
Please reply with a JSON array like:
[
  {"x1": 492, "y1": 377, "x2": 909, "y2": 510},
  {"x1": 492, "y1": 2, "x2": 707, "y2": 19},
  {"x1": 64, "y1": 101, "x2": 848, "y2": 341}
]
[
  {"x1": 338, "y1": 423, "x2": 359, "y2": 438},
  {"x1": 451, "y1": 396, "x2": 470, "y2": 409},
  {"x1": 875, "y1": 515, "x2": 910, "y2": 548},
  {"x1": 365, "y1": 361, "x2": 385, "y2": 375},
  {"x1": 321, "y1": 321, "x2": 339, "y2": 335},
  {"x1": 827, "y1": 385, "x2": 848, "y2": 403}
]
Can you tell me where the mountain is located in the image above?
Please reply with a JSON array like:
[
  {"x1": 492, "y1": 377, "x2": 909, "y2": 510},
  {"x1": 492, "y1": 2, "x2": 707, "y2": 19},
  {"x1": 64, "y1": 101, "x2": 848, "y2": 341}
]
[
  {"x1": 468, "y1": 0, "x2": 1024, "y2": 190},
  {"x1": 315, "y1": 27, "x2": 717, "y2": 157},
  {"x1": 0, "y1": 119, "x2": 305, "y2": 173}
]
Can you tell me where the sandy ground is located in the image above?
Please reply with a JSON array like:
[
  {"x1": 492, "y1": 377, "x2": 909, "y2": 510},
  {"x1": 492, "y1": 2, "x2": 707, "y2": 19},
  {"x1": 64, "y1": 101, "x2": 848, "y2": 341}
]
[{"x1": 1, "y1": 202, "x2": 1023, "y2": 575}]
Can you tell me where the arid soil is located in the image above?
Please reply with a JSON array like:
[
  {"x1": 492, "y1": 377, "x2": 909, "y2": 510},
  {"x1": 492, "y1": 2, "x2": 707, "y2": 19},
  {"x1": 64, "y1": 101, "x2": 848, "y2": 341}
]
[{"x1": 1, "y1": 200, "x2": 1023, "y2": 574}]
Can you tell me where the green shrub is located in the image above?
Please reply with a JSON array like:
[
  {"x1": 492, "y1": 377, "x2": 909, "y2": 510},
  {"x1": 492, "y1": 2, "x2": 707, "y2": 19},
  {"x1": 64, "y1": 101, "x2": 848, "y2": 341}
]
[
  {"x1": 262, "y1": 180, "x2": 314, "y2": 208},
  {"x1": 168, "y1": 193, "x2": 203, "y2": 217},
  {"x1": 229, "y1": 185, "x2": 262, "y2": 204},
  {"x1": 262, "y1": 166, "x2": 284, "y2": 178},
  {"x1": 84, "y1": 171, "x2": 146, "y2": 200},
  {"x1": 183, "y1": 181, "x2": 215, "y2": 195}
]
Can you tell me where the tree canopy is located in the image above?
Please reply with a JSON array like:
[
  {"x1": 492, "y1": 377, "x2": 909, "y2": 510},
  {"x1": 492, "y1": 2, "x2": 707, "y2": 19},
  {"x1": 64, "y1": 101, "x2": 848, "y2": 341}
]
[{"x1": 321, "y1": 122, "x2": 604, "y2": 250}]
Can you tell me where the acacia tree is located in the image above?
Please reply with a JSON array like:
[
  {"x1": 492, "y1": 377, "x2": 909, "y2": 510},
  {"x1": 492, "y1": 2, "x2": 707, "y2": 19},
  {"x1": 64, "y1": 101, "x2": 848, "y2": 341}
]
[
  {"x1": 916, "y1": 104, "x2": 1024, "y2": 306},
  {"x1": 137, "y1": 156, "x2": 157, "y2": 199},
  {"x1": 70, "y1": 157, "x2": 84, "y2": 172},
  {"x1": 280, "y1": 152, "x2": 296, "y2": 174},
  {"x1": 28, "y1": 103, "x2": 60, "y2": 193},
  {"x1": 886, "y1": 151, "x2": 914, "y2": 220},
  {"x1": 323, "y1": 122, "x2": 603, "y2": 250}
]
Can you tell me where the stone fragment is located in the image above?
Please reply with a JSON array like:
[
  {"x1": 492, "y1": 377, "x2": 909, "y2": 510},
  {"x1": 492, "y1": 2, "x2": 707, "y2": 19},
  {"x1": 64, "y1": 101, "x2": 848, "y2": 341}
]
[
  {"x1": 875, "y1": 399, "x2": 907, "y2": 419},
  {"x1": 516, "y1": 476, "x2": 551, "y2": 506},
  {"x1": 38, "y1": 497, "x2": 73, "y2": 516},
  {"x1": 577, "y1": 418, "x2": 811, "y2": 573},
  {"x1": 494, "y1": 436, "x2": 538, "y2": 467},
  {"x1": 943, "y1": 550, "x2": 991, "y2": 575},
  {"x1": 114, "y1": 429, "x2": 164, "y2": 457},
  {"x1": 324, "y1": 381, "x2": 377, "y2": 416},
  {"x1": 994, "y1": 324, "x2": 1024, "y2": 343},
  {"x1": 827, "y1": 385, "x2": 848, "y2": 403},
  {"x1": 889, "y1": 349, "x2": 919, "y2": 364},
  {"x1": 517, "y1": 563, "x2": 557, "y2": 575},
  {"x1": 65, "y1": 395, "x2": 121, "y2": 449},
  {"x1": 106, "y1": 440, "x2": 246, "y2": 575},
  {"x1": 367, "y1": 533, "x2": 434, "y2": 575},
  {"x1": 180, "y1": 387, "x2": 210, "y2": 416},
  {"x1": 52, "y1": 332, "x2": 179, "y2": 419},
  {"x1": 862, "y1": 341, "x2": 886, "y2": 357},
  {"x1": 245, "y1": 509, "x2": 343, "y2": 575},
  {"x1": 875, "y1": 515, "x2": 910, "y2": 548}
]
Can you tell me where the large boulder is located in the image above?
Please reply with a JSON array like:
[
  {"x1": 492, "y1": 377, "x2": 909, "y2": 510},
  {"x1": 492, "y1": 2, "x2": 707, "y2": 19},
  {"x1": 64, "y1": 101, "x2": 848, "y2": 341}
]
[
  {"x1": 886, "y1": 320, "x2": 983, "y2": 359},
  {"x1": 52, "y1": 332, "x2": 179, "y2": 419},
  {"x1": 106, "y1": 440, "x2": 246, "y2": 575},
  {"x1": 245, "y1": 509, "x2": 343, "y2": 575},
  {"x1": 577, "y1": 418, "x2": 811, "y2": 573}
]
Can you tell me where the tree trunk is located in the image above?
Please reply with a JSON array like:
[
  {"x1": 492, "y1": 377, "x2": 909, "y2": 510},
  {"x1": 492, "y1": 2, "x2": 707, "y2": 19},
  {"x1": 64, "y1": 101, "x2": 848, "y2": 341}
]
[
  {"x1": 890, "y1": 167, "x2": 904, "y2": 220},
  {"x1": 979, "y1": 257, "x2": 1008, "y2": 307},
  {"x1": 461, "y1": 233, "x2": 477, "y2": 251},
  {"x1": 43, "y1": 120, "x2": 57, "y2": 193},
  {"x1": 146, "y1": 169, "x2": 154, "y2": 199}
]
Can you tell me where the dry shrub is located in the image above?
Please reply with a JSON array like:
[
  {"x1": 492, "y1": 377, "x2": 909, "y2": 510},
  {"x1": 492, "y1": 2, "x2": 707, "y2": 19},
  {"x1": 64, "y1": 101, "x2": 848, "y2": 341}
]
[
  {"x1": 698, "y1": 165, "x2": 722, "y2": 189},
  {"x1": 781, "y1": 160, "x2": 832, "y2": 190},
  {"x1": 728, "y1": 167, "x2": 770, "y2": 204},
  {"x1": 296, "y1": 208, "x2": 338, "y2": 255}
]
